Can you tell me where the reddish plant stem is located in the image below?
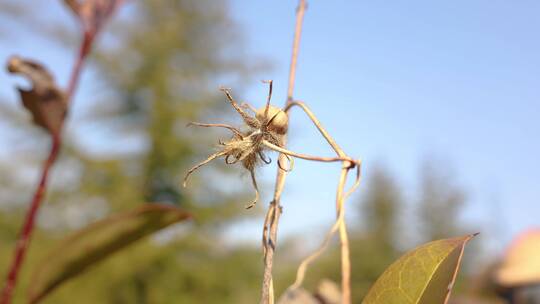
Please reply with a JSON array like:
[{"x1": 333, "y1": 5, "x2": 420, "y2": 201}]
[
  {"x1": 0, "y1": 137, "x2": 61, "y2": 304},
  {"x1": 0, "y1": 32, "x2": 93, "y2": 304},
  {"x1": 67, "y1": 32, "x2": 93, "y2": 101}
]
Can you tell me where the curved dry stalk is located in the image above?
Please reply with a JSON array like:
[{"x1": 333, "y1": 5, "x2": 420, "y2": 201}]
[
  {"x1": 285, "y1": 101, "x2": 344, "y2": 156},
  {"x1": 287, "y1": 160, "x2": 362, "y2": 292},
  {"x1": 262, "y1": 140, "x2": 356, "y2": 165},
  {"x1": 262, "y1": 203, "x2": 274, "y2": 258},
  {"x1": 183, "y1": 151, "x2": 227, "y2": 187},
  {"x1": 262, "y1": 80, "x2": 273, "y2": 120},
  {"x1": 290, "y1": 212, "x2": 341, "y2": 290},
  {"x1": 277, "y1": 154, "x2": 294, "y2": 172},
  {"x1": 344, "y1": 160, "x2": 362, "y2": 199},
  {"x1": 262, "y1": 114, "x2": 360, "y2": 304},
  {"x1": 187, "y1": 122, "x2": 243, "y2": 138},
  {"x1": 261, "y1": 1, "x2": 307, "y2": 303},
  {"x1": 283, "y1": 100, "x2": 360, "y2": 303},
  {"x1": 245, "y1": 169, "x2": 260, "y2": 209},
  {"x1": 336, "y1": 168, "x2": 351, "y2": 303},
  {"x1": 263, "y1": 112, "x2": 359, "y2": 304},
  {"x1": 220, "y1": 87, "x2": 259, "y2": 128}
]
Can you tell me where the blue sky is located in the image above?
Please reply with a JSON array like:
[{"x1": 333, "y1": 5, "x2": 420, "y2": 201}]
[{"x1": 1, "y1": 1, "x2": 539, "y2": 256}]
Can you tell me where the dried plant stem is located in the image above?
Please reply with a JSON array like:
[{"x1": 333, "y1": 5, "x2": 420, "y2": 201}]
[
  {"x1": 260, "y1": 1, "x2": 307, "y2": 303},
  {"x1": 337, "y1": 168, "x2": 351, "y2": 304},
  {"x1": 290, "y1": 208, "x2": 341, "y2": 290},
  {"x1": 289, "y1": 99, "x2": 357, "y2": 303},
  {"x1": 246, "y1": 169, "x2": 260, "y2": 209},
  {"x1": 183, "y1": 151, "x2": 228, "y2": 187},
  {"x1": 288, "y1": 161, "x2": 361, "y2": 291},
  {"x1": 0, "y1": 33, "x2": 93, "y2": 304},
  {"x1": 260, "y1": 1, "x2": 360, "y2": 303},
  {"x1": 221, "y1": 87, "x2": 258, "y2": 127},
  {"x1": 279, "y1": 161, "x2": 360, "y2": 304},
  {"x1": 283, "y1": 100, "x2": 361, "y2": 304},
  {"x1": 286, "y1": 0, "x2": 306, "y2": 100},
  {"x1": 284, "y1": 101, "x2": 341, "y2": 152},
  {"x1": 187, "y1": 122, "x2": 244, "y2": 138},
  {"x1": 261, "y1": 197, "x2": 282, "y2": 304},
  {"x1": 262, "y1": 141, "x2": 354, "y2": 164},
  {"x1": 277, "y1": 154, "x2": 294, "y2": 172}
]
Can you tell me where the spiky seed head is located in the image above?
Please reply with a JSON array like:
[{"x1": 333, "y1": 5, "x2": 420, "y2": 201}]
[{"x1": 256, "y1": 105, "x2": 288, "y2": 135}]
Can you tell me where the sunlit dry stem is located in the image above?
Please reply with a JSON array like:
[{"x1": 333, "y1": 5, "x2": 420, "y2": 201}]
[
  {"x1": 285, "y1": 101, "x2": 344, "y2": 157},
  {"x1": 262, "y1": 140, "x2": 357, "y2": 165},
  {"x1": 277, "y1": 154, "x2": 294, "y2": 172},
  {"x1": 220, "y1": 87, "x2": 258, "y2": 127},
  {"x1": 262, "y1": 80, "x2": 273, "y2": 122},
  {"x1": 262, "y1": 99, "x2": 359, "y2": 304},
  {"x1": 344, "y1": 159, "x2": 362, "y2": 200},
  {"x1": 183, "y1": 151, "x2": 227, "y2": 187},
  {"x1": 337, "y1": 168, "x2": 352, "y2": 304},
  {"x1": 261, "y1": 0, "x2": 307, "y2": 303},
  {"x1": 287, "y1": 159, "x2": 361, "y2": 292},
  {"x1": 290, "y1": 209, "x2": 341, "y2": 290},
  {"x1": 261, "y1": 202, "x2": 273, "y2": 258},
  {"x1": 246, "y1": 169, "x2": 260, "y2": 209},
  {"x1": 187, "y1": 122, "x2": 243, "y2": 139},
  {"x1": 284, "y1": 99, "x2": 357, "y2": 303},
  {"x1": 286, "y1": 1, "x2": 306, "y2": 101}
]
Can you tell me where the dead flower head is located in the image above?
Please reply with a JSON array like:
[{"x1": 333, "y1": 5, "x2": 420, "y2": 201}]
[{"x1": 183, "y1": 80, "x2": 292, "y2": 209}]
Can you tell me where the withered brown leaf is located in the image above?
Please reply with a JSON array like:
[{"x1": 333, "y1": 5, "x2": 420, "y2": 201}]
[{"x1": 6, "y1": 56, "x2": 67, "y2": 137}]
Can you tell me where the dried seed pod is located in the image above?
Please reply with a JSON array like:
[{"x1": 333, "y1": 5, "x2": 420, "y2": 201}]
[{"x1": 256, "y1": 105, "x2": 288, "y2": 135}]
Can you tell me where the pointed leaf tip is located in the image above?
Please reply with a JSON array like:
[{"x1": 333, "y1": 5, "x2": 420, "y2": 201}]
[{"x1": 362, "y1": 234, "x2": 477, "y2": 304}]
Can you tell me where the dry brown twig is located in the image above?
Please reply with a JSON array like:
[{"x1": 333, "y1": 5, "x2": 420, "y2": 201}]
[
  {"x1": 260, "y1": 2, "x2": 307, "y2": 303},
  {"x1": 183, "y1": 1, "x2": 362, "y2": 303},
  {"x1": 261, "y1": 1, "x2": 361, "y2": 303},
  {"x1": 276, "y1": 101, "x2": 361, "y2": 304}
]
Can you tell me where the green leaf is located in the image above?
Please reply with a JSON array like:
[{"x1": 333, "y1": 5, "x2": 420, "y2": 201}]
[
  {"x1": 28, "y1": 204, "x2": 191, "y2": 303},
  {"x1": 362, "y1": 234, "x2": 477, "y2": 304}
]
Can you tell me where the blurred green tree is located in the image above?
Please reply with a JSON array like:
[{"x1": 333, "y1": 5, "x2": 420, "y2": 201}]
[
  {"x1": 0, "y1": 1, "x2": 265, "y2": 303},
  {"x1": 417, "y1": 159, "x2": 467, "y2": 242},
  {"x1": 362, "y1": 165, "x2": 401, "y2": 252}
]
